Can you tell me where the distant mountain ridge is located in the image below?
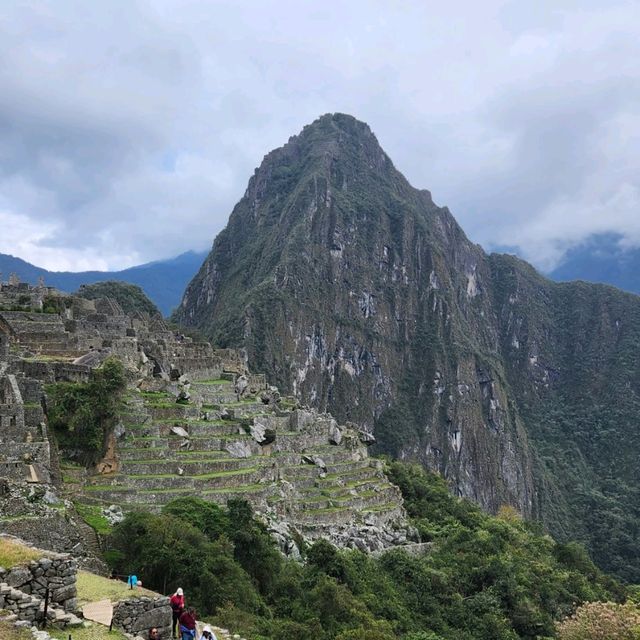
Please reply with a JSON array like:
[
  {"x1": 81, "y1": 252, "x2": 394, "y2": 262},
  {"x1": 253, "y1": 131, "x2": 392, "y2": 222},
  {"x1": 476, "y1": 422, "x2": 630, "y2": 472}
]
[
  {"x1": 2, "y1": 237, "x2": 637, "y2": 319},
  {"x1": 549, "y1": 233, "x2": 640, "y2": 295},
  {"x1": 0, "y1": 250, "x2": 208, "y2": 316}
]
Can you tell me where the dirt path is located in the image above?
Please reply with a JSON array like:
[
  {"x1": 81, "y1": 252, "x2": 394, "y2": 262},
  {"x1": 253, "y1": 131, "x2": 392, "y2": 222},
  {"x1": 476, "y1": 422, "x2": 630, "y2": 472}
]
[{"x1": 82, "y1": 599, "x2": 113, "y2": 626}]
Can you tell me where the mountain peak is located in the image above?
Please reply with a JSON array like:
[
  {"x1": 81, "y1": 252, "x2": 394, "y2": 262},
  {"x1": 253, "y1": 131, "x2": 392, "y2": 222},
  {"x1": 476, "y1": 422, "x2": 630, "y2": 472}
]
[
  {"x1": 301, "y1": 112, "x2": 375, "y2": 139},
  {"x1": 245, "y1": 113, "x2": 397, "y2": 210}
]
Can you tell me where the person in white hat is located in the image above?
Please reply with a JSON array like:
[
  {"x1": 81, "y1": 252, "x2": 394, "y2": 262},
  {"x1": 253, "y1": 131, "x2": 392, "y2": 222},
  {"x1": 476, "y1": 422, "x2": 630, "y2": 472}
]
[
  {"x1": 169, "y1": 587, "x2": 185, "y2": 638},
  {"x1": 199, "y1": 625, "x2": 217, "y2": 640}
]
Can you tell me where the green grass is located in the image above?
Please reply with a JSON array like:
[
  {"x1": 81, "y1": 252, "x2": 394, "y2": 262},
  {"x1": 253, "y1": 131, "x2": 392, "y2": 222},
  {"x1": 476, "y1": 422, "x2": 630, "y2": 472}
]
[
  {"x1": 0, "y1": 620, "x2": 32, "y2": 640},
  {"x1": 85, "y1": 485, "x2": 130, "y2": 492},
  {"x1": 49, "y1": 627, "x2": 127, "y2": 640},
  {"x1": 194, "y1": 379, "x2": 232, "y2": 385},
  {"x1": 0, "y1": 537, "x2": 43, "y2": 567},
  {"x1": 127, "y1": 466, "x2": 260, "y2": 480},
  {"x1": 303, "y1": 505, "x2": 351, "y2": 515},
  {"x1": 361, "y1": 502, "x2": 399, "y2": 513},
  {"x1": 76, "y1": 570, "x2": 158, "y2": 606},
  {"x1": 74, "y1": 503, "x2": 113, "y2": 536}
]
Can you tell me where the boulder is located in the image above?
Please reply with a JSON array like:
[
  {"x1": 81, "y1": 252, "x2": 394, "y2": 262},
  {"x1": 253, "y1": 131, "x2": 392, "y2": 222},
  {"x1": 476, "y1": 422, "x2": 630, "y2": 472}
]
[
  {"x1": 235, "y1": 374, "x2": 249, "y2": 397},
  {"x1": 226, "y1": 441, "x2": 252, "y2": 459},
  {"x1": 170, "y1": 426, "x2": 189, "y2": 438},
  {"x1": 357, "y1": 429, "x2": 376, "y2": 445},
  {"x1": 250, "y1": 421, "x2": 266, "y2": 443},
  {"x1": 328, "y1": 422, "x2": 342, "y2": 445}
]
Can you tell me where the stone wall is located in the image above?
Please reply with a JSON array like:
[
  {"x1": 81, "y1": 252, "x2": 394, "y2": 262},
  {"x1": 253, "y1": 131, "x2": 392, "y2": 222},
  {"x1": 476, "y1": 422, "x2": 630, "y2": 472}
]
[
  {"x1": 112, "y1": 595, "x2": 172, "y2": 638},
  {"x1": 0, "y1": 551, "x2": 78, "y2": 611}
]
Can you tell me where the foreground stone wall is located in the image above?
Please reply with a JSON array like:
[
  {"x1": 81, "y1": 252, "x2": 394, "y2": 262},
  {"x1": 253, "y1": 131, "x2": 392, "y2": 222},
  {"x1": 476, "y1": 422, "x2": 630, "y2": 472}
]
[
  {"x1": 0, "y1": 550, "x2": 77, "y2": 611},
  {"x1": 112, "y1": 595, "x2": 172, "y2": 638}
]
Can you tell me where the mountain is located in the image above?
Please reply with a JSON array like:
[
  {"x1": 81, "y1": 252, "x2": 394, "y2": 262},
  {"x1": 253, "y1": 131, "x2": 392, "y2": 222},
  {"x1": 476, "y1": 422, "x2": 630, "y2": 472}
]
[
  {"x1": 174, "y1": 113, "x2": 640, "y2": 582},
  {"x1": 549, "y1": 233, "x2": 640, "y2": 294},
  {"x1": 0, "y1": 250, "x2": 207, "y2": 315},
  {"x1": 76, "y1": 281, "x2": 161, "y2": 317}
]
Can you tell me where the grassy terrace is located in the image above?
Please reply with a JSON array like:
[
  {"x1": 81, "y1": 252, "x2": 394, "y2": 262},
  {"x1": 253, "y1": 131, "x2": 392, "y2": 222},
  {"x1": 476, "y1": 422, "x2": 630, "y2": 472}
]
[
  {"x1": 0, "y1": 537, "x2": 43, "y2": 567},
  {"x1": 74, "y1": 502, "x2": 112, "y2": 535},
  {"x1": 137, "y1": 483, "x2": 269, "y2": 497},
  {"x1": 303, "y1": 505, "x2": 351, "y2": 515},
  {"x1": 85, "y1": 485, "x2": 131, "y2": 492},
  {"x1": 76, "y1": 570, "x2": 157, "y2": 605},
  {"x1": 125, "y1": 466, "x2": 261, "y2": 480},
  {"x1": 122, "y1": 456, "x2": 251, "y2": 466}
]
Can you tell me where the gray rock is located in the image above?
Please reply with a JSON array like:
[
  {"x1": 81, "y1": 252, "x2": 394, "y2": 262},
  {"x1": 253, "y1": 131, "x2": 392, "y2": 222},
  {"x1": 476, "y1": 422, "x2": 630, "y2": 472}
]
[
  {"x1": 235, "y1": 374, "x2": 249, "y2": 397},
  {"x1": 170, "y1": 426, "x2": 189, "y2": 438},
  {"x1": 250, "y1": 421, "x2": 266, "y2": 443},
  {"x1": 113, "y1": 422, "x2": 126, "y2": 439},
  {"x1": 225, "y1": 441, "x2": 252, "y2": 459},
  {"x1": 328, "y1": 422, "x2": 342, "y2": 445},
  {"x1": 6, "y1": 568, "x2": 31, "y2": 588},
  {"x1": 357, "y1": 429, "x2": 376, "y2": 445}
]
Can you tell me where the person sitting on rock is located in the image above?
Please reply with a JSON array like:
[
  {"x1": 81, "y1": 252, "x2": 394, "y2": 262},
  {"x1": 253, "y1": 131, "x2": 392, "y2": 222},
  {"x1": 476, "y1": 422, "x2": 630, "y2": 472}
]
[
  {"x1": 200, "y1": 625, "x2": 217, "y2": 640},
  {"x1": 170, "y1": 587, "x2": 185, "y2": 638},
  {"x1": 148, "y1": 627, "x2": 160, "y2": 640},
  {"x1": 179, "y1": 607, "x2": 197, "y2": 640}
]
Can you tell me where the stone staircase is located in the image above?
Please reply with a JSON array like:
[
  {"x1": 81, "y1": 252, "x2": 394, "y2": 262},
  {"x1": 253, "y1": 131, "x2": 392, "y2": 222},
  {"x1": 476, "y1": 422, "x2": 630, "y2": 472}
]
[{"x1": 79, "y1": 377, "x2": 407, "y2": 551}]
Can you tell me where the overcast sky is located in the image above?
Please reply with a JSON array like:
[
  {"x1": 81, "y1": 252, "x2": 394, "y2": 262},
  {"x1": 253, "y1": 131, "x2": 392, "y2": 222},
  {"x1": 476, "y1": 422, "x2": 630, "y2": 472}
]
[{"x1": 1, "y1": 0, "x2": 638, "y2": 272}]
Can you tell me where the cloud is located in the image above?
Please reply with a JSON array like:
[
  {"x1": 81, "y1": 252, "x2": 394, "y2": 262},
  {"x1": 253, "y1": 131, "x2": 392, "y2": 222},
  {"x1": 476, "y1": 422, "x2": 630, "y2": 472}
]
[{"x1": 0, "y1": 0, "x2": 638, "y2": 271}]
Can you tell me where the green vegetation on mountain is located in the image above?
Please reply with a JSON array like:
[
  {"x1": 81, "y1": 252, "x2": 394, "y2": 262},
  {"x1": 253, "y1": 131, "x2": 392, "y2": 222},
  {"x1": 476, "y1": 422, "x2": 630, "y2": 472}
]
[
  {"x1": 47, "y1": 357, "x2": 126, "y2": 465},
  {"x1": 76, "y1": 281, "x2": 161, "y2": 317},
  {"x1": 106, "y1": 464, "x2": 629, "y2": 640},
  {"x1": 174, "y1": 113, "x2": 640, "y2": 582}
]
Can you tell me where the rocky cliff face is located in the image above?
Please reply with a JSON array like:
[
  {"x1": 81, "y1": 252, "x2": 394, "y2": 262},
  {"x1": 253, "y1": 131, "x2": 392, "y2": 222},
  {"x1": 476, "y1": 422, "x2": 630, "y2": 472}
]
[{"x1": 174, "y1": 114, "x2": 640, "y2": 581}]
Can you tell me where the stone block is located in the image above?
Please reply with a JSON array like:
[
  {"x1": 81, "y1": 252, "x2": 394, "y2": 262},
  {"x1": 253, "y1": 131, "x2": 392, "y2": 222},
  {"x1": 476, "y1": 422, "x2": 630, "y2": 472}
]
[
  {"x1": 6, "y1": 567, "x2": 31, "y2": 588},
  {"x1": 52, "y1": 584, "x2": 76, "y2": 603}
]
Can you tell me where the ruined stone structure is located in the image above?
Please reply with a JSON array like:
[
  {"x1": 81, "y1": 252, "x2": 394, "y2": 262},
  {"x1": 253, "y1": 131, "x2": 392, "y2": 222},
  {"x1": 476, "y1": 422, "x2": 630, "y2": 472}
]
[
  {"x1": 0, "y1": 284, "x2": 411, "y2": 556},
  {"x1": 0, "y1": 536, "x2": 82, "y2": 629}
]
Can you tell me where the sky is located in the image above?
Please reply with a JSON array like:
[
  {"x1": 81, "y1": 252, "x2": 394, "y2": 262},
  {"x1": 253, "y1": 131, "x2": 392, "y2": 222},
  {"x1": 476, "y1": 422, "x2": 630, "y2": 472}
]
[{"x1": 0, "y1": 0, "x2": 638, "y2": 272}]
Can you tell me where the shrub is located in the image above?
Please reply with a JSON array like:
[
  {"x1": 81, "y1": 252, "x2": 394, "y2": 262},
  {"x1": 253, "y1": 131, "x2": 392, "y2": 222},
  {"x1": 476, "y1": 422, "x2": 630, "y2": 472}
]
[{"x1": 556, "y1": 601, "x2": 640, "y2": 640}]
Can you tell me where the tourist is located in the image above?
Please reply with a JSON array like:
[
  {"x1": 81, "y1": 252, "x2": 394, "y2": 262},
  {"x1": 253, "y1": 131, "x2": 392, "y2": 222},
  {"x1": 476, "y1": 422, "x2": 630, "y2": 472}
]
[
  {"x1": 170, "y1": 587, "x2": 185, "y2": 638},
  {"x1": 178, "y1": 607, "x2": 197, "y2": 640},
  {"x1": 200, "y1": 625, "x2": 217, "y2": 640},
  {"x1": 148, "y1": 627, "x2": 160, "y2": 640}
]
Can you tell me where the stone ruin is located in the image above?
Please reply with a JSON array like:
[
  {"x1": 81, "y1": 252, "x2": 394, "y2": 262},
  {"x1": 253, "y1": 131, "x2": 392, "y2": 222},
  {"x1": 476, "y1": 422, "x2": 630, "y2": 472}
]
[
  {"x1": 0, "y1": 535, "x2": 82, "y2": 630},
  {"x1": 0, "y1": 283, "x2": 416, "y2": 559}
]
